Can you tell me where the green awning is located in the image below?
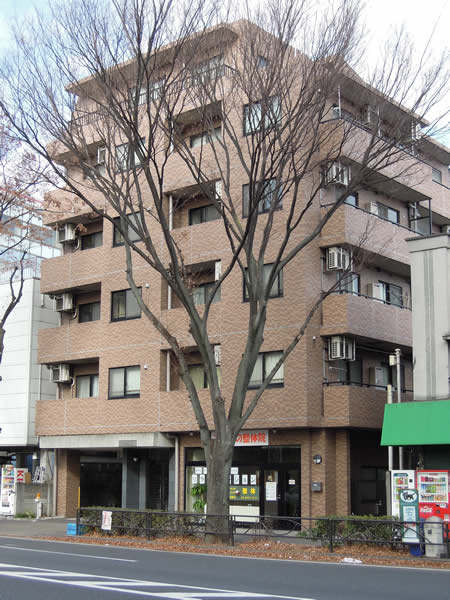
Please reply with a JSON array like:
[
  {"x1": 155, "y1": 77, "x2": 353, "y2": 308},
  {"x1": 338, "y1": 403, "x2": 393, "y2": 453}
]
[{"x1": 381, "y1": 400, "x2": 450, "y2": 446}]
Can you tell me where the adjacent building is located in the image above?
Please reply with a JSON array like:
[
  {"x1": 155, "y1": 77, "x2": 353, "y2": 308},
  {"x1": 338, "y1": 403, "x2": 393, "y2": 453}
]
[
  {"x1": 0, "y1": 211, "x2": 59, "y2": 482},
  {"x1": 36, "y1": 22, "x2": 450, "y2": 517},
  {"x1": 382, "y1": 232, "x2": 450, "y2": 468}
]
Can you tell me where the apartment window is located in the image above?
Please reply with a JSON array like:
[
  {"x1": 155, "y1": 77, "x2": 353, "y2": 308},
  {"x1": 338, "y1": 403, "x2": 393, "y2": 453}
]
[
  {"x1": 188, "y1": 364, "x2": 221, "y2": 390},
  {"x1": 257, "y1": 55, "x2": 268, "y2": 68},
  {"x1": 330, "y1": 358, "x2": 362, "y2": 385},
  {"x1": 249, "y1": 351, "x2": 284, "y2": 388},
  {"x1": 111, "y1": 288, "x2": 141, "y2": 321},
  {"x1": 243, "y1": 264, "x2": 283, "y2": 301},
  {"x1": 113, "y1": 213, "x2": 142, "y2": 246},
  {"x1": 192, "y1": 282, "x2": 221, "y2": 305},
  {"x1": 243, "y1": 96, "x2": 281, "y2": 135},
  {"x1": 190, "y1": 126, "x2": 222, "y2": 148},
  {"x1": 242, "y1": 179, "x2": 281, "y2": 217},
  {"x1": 81, "y1": 231, "x2": 103, "y2": 250},
  {"x1": 115, "y1": 139, "x2": 145, "y2": 170},
  {"x1": 129, "y1": 79, "x2": 165, "y2": 105},
  {"x1": 432, "y1": 168, "x2": 442, "y2": 184},
  {"x1": 109, "y1": 366, "x2": 140, "y2": 398},
  {"x1": 76, "y1": 374, "x2": 99, "y2": 398},
  {"x1": 342, "y1": 192, "x2": 358, "y2": 207},
  {"x1": 189, "y1": 204, "x2": 220, "y2": 225},
  {"x1": 336, "y1": 272, "x2": 360, "y2": 295},
  {"x1": 379, "y1": 281, "x2": 403, "y2": 307},
  {"x1": 79, "y1": 301, "x2": 100, "y2": 323},
  {"x1": 377, "y1": 202, "x2": 399, "y2": 225}
]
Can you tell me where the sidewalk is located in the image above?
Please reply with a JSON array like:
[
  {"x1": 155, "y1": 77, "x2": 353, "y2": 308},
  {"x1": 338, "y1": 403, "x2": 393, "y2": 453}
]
[{"x1": 0, "y1": 517, "x2": 74, "y2": 538}]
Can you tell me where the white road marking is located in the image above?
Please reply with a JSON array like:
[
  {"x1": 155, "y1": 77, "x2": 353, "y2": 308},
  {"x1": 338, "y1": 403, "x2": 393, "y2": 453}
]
[
  {"x1": 0, "y1": 544, "x2": 136, "y2": 562},
  {"x1": 0, "y1": 562, "x2": 316, "y2": 600}
]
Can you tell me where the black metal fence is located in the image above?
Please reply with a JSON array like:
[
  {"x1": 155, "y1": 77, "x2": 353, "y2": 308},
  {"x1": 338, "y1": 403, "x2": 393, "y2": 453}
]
[{"x1": 76, "y1": 508, "x2": 450, "y2": 556}]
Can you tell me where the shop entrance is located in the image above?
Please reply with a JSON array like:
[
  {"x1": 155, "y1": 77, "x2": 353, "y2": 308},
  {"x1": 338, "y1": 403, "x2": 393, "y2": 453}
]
[
  {"x1": 185, "y1": 446, "x2": 301, "y2": 521},
  {"x1": 263, "y1": 468, "x2": 300, "y2": 525}
]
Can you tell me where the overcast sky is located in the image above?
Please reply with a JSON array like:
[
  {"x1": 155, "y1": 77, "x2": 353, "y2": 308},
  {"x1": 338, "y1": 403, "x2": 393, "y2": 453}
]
[{"x1": 1, "y1": 0, "x2": 449, "y2": 56}]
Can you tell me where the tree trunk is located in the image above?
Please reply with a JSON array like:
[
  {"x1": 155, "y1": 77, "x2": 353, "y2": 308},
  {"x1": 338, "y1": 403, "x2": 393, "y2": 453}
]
[{"x1": 205, "y1": 441, "x2": 233, "y2": 545}]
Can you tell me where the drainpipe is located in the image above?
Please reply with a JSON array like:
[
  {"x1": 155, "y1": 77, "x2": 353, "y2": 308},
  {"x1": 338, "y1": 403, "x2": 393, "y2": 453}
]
[
  {"x1": 166, "y1": 433, "x2": 179, "y2": 511},
  {"x1": 174, "y1": 435, "x2": 179, "y2": 511},
  {"x1": 395, "y1": 348, "x2": 404, "y2": 469}
]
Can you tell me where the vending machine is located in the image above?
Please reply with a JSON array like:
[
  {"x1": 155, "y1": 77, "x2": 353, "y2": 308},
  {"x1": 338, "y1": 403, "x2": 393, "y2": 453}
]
[
  {"x1": 391, "y1": 470, "x2": 416, "y2": 517},
  {"x1": 0, "y1": 465, "x2": 16, "y2": 515},
  {"x1": 0, "y1": 466, "x2": 29, "y2": 515},
  {"x1": 417, "y1": 470, "x2": 450, "y2": 521}
]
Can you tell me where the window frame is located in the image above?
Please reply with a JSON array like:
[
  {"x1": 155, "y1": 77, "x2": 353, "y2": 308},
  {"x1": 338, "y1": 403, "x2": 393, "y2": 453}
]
[
  {"x1": 79, "y1": 301, "x2": 101, "y2": 323},
  {"x1": 112, "y1": 213, "x2": 143, "y2": 247},
  {"x1": 336, "y1": 271, "x2": 360, "y2": 295},
  {"x1": 432, "y1": 167, "x2": 442, "y2": 184},
  {"x1": 192, "y1": 281, "x2": 221, "y2": 306},
  {"x1": 242, "y1": 179, "x2": 282, "y2": 218},
  {"x1": 188, "y1": 204, "x2": 221, "y2": 226},
  {"x1": 76, "y1": 373, "x2": 99, "y2": 398},
  {"x1": 378, "y1": 280, "x2": 403, "y2": 307},
  {"x1": 248, "y1": 350, "x2": 284, "y2": 389},
  {"x1": 115, "y1": 138, "x2": 145, "y2": 171},
  {"x1": 81, "y1": 231, "x2": 103, "y2": 250},
  {"x1": 243, "y1": 263, "x2": 283, "y2": 302},
  {"x1": 190, "y1": 126, "x2": 222, "y2": 149},
  {"x1": 377, "y1": 202, "x2": 400, "y2": 225},
  {"x1": 111, "y1": 288, "x2": 142, "y2": 322},
  {"x1": 243, "y1": 96, "x2": 281, "y2": 136},
  {"x1": 108, "y1": 365, "x2": 141, "y2": 399},
  {"x1": 187, "y1": 363, "x2": 221, "y2": 390}
]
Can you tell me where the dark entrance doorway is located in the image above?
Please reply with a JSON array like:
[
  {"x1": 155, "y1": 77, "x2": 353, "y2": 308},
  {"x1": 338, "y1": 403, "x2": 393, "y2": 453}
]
[{"x1": 80, "y1": 461, "x2": 122, "y2": 507}]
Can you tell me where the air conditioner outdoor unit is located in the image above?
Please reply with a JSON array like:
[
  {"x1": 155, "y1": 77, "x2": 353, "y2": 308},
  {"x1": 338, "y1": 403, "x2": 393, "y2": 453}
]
[
  {"x1": 328, "y1": 336, "x2": 355, "y2": 361},
  {"x1": 55, "y1": 293, "x2": 74, "y2": 312},
  {"x1": 369, "y1": 366, "x2": 386, "y2": 388},
  {"x1": 326, "y1": 246, "x2": 351, "y2": 271},
  {"x1": 49, "y1": 364, "x2": 71, "y2": 383},
  {"x1": 57, "y1": 223, "x2": 77, "y2": 244},
  {"x1": 325, "y1": 162, "x2": 350, "y2": 187},
  {"x1": 366, "y1": 283, "x2": 384, "y2": 301},
  {"x1": 440, "y1": 225, "x2": 450, "y2": 234}
]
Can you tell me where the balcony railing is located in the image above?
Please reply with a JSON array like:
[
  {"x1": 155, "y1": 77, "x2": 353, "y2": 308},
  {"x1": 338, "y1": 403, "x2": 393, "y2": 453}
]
[
  {"x1": 323, "y1": 380, "x2": 413, "y2": 394},
  {"x1": 70, "y1": 64, "x2": 236, "y2": 127},
  {"x1": 330, "y1": 289, "x2": 411, "y2": 310}
]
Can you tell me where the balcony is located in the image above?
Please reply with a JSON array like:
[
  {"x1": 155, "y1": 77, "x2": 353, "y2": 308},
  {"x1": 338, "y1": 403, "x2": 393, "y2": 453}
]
[
  {"x1": 40, "y1": 251, "x2": 105, "y2": 295},
  {"x1": 323, "y1": 382, "x2": 413, "y2": 428},
  {"x1": 321, "y1": 292, "x2": 412, "y2": 348},
  {"x1": 320, "y1": 203, "x2": 414, "y2": 266},
  {"x1": 38, "y1": 321, "x2": 104, "y2": 364}
]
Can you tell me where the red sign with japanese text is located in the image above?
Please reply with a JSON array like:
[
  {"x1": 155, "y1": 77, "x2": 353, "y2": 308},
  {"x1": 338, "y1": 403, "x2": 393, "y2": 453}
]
[{"x1": 235, "y1": 430, "x2": 269, "y2": 446}]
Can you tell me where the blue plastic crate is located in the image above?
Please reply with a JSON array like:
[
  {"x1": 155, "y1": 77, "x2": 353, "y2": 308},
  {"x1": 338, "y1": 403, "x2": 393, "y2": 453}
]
[{"x1": 66, "y1": 523, "x2": 86, "y2": 536}]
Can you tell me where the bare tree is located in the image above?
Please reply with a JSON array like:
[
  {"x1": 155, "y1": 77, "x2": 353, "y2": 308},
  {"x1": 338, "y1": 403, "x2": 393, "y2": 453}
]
[
  {"x1": 0, "y1": 0, "x2": 447, "y2": 539},
  {"x1": 0, "y1": 121, "x2": 47, "y2": 364}
]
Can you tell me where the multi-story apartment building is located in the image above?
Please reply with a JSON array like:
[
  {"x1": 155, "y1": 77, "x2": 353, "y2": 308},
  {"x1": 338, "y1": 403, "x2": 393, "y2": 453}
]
[{"x1": 36, "y1": 21, "x2": 450, "y2": 517}]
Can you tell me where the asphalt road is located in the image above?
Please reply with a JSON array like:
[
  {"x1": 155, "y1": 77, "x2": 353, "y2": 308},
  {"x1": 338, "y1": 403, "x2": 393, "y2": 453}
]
[{"x1": 0, "y1": 537, "x2": 448, "y2": 600}]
